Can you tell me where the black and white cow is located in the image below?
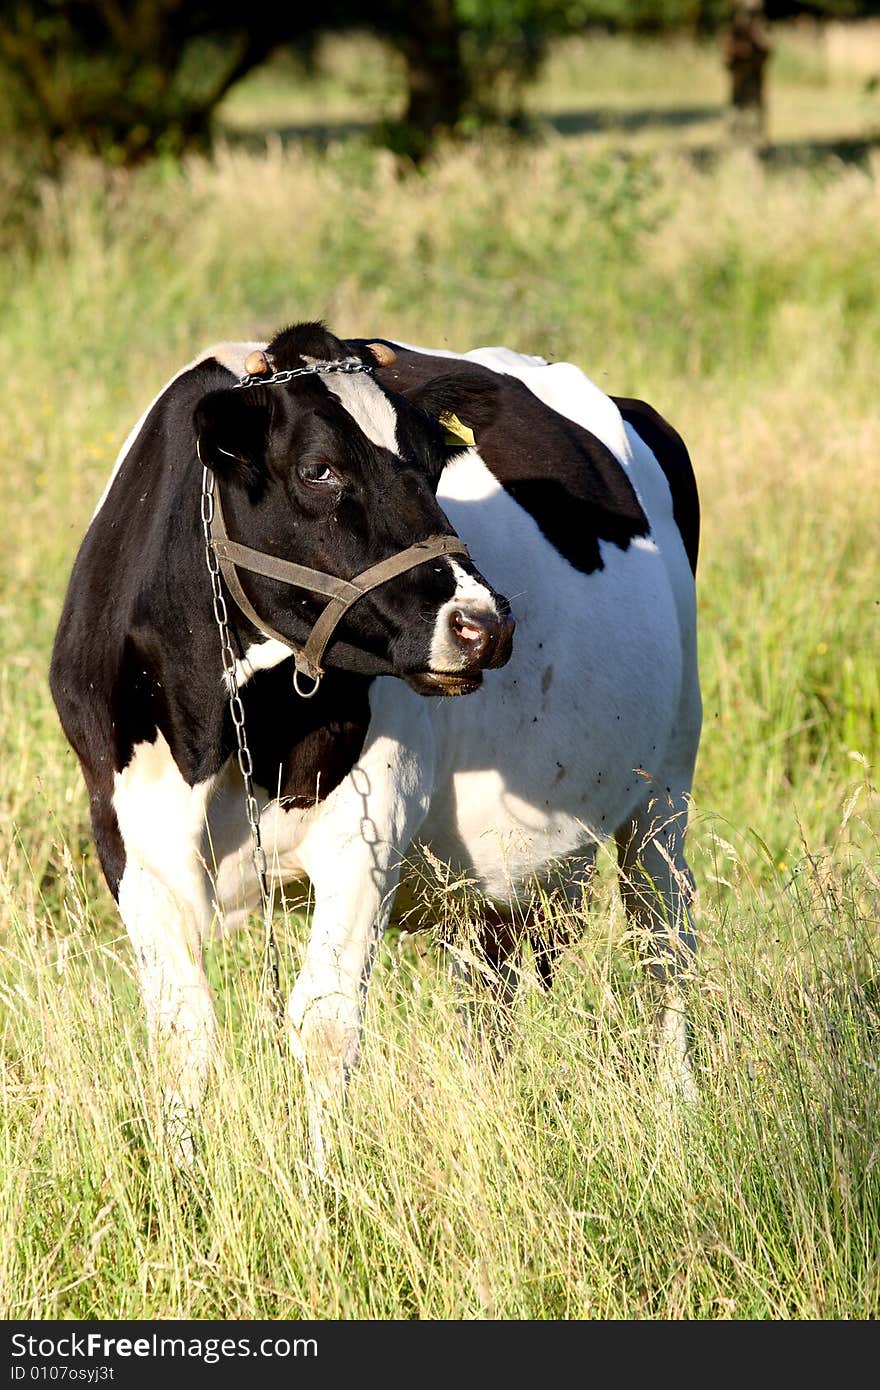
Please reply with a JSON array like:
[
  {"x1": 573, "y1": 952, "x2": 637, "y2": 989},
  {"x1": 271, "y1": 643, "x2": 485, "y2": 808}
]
[{"x1": 50, "y1": 321, "x2": 701, "y2": 1158}]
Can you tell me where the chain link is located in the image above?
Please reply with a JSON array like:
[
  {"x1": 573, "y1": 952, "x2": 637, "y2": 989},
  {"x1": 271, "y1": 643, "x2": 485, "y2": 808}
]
[
  {"x1": 235, "y1": 358, "x2": 374, "y2": 391},
  {"x1": 201, "y1": 463, "x2": 283, "y2": 1035}
]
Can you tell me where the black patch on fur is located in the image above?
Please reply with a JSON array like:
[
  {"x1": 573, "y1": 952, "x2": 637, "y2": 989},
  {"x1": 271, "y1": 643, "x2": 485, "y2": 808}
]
[
  {"x1": 350, "y1": 340, "x2": 650, "y2": 575},
  {"x1": 238, "y1": 660, "x2": 371, "y2": 807},
  {"x1": 77, "y1": 755, "x2": 127, "y2": 900},
  {"x1": 113, "y1": 632, "x2": 175, "y2": 771},
  {"x1": 51, "y1": 352, "x2": 372, "y2": 898},
  {"x1": 268, "y1": 321, "x2": 354, "y2": 369},
  {"x1": 194, "y1": 386, "x2": 274, "y2": 497},
  {"x1": 612, "y1": 397, "x2": 700, "y2": 576}
]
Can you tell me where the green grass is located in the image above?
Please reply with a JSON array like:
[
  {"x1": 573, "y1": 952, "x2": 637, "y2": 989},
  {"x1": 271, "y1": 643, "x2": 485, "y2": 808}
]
[{"x1": 1, "y1": 33, "x2": 879, "y2": 1318}]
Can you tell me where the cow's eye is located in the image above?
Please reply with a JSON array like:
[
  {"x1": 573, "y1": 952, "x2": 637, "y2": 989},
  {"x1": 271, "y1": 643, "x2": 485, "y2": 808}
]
[{"x1": 298, "y1": 461, "x2": 338, "y2": 487}]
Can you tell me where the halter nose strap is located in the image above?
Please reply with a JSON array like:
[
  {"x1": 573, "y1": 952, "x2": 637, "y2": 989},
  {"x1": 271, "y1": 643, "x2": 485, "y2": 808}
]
[{"x1": 207, "y1": 473, "x2": 470, "y2": 692}]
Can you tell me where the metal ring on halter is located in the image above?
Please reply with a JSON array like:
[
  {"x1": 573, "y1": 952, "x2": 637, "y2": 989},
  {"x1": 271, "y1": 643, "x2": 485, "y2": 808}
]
[{"x1": 293, "y1": 664, "x2": 322, "y2": 699}]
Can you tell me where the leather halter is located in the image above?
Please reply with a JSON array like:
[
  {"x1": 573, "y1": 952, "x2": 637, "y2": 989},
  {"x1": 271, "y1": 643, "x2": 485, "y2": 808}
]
[
  {"x1": 200, "y1": 354, "x2": 470, "y2": 695},
  {"x1": 208, "y1": 478, "x2": 468, "y2": 694}
]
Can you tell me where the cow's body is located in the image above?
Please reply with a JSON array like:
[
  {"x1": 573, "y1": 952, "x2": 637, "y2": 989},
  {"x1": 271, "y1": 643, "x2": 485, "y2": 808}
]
[{"x1": 51, "y1": 326, "x2": 701, "y2": 1158}]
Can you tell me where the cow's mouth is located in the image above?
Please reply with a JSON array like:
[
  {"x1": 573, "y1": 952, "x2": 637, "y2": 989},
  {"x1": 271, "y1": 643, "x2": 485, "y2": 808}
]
[{"x1": 405, "y1": 670, "x2": 484, "y2": 697}]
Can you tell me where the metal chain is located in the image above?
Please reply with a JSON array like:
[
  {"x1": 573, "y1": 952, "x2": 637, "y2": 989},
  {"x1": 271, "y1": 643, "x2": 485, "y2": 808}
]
[
  {"x1": 235, "y1": 358, "x2": 374, "y2": 391},
  {"x1": 196, "y1": 358, "x2": 372, "y2": 1036},
  {"x1": 200, "y1": 462, "x2": 284, "y2": 1037}
]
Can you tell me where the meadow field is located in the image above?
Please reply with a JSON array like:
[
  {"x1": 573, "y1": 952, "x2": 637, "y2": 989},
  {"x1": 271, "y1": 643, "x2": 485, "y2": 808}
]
[{"x1": 1, "y1": 33, "x2": 878, "y2": 1319}]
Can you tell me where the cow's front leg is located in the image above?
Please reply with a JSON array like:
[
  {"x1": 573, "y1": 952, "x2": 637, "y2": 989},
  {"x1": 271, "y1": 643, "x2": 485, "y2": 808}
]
[
  {"x1": 112, "y1": 736, "x2": 218, "y2": 1158},
  {"x1": 288, "y1": 690, "x2": 433, "y2": 1168},
  {"x1": 119, "y1": 862, "x2": 216, "y2": 1155}
]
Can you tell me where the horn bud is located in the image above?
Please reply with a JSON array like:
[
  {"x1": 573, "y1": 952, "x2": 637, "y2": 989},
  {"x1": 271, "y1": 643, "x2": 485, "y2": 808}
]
[
  {"x1": 367, "y1": 342, "x2": 397, "y2": 367},
  {"x1": 244, "y1": 349, "x2": 271, "y2": 376}
]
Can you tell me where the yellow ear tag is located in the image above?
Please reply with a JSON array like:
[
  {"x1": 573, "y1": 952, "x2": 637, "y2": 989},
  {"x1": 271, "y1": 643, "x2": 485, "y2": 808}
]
[{"x1": 439, "y1": 411, "x2": 476, "y2": 449}]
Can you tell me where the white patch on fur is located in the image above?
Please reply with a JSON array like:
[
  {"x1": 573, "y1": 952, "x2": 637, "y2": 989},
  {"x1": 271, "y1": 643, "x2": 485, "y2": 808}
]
[
  {"x1": 448, "y1": 558, "x2": 494, "y2": 603},
  {"x1": 411, "y1": 438, "x2": 699, "y2": 907},
  {"x1": 318, "y1": 368, "x2": 399, "y2": 453},
  {"x1": 113, "y1": 732, "x2": 215, "y2": 868},
  {"x1": 394, "y1": 340, "x2": 547, "y2": 370},
  {"x1": 92, "y1": 341, "x2": 265, "y2": 521},
  {"x1": 231, "y1": 638, "x2": 292, "y2": 690}
]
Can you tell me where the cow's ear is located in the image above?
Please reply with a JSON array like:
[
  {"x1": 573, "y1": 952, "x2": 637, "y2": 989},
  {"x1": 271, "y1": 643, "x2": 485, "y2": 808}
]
[
  {"x1": 193, "y1": 387, "x2": 274, "y2": 492},
  {"x1": 405, "y1": 372, "x2": 499, "y2": 452}
]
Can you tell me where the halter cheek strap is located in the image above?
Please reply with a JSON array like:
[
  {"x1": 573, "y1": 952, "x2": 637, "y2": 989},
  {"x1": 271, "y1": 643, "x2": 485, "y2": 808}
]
[{"x1": 207, "y1": 473, "x2": 469, "y2": 694}]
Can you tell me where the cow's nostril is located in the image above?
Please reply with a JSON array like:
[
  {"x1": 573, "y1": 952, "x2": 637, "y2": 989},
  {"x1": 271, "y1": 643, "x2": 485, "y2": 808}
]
[
  {"x1": 447, "y1": 607, "x2": 515, "y2": 670},
  {"x1": 450, "y1": 609, "x2": 488, "y2": 647}
]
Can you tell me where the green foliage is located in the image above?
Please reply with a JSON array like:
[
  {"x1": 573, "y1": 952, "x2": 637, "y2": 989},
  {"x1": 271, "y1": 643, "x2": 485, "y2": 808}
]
[
  {"x1": 0, "y1": 2, "x2": 303, "y2": 169},
  {"x1": 459, "y1": 0, "x2": 708, "y2": 32}
]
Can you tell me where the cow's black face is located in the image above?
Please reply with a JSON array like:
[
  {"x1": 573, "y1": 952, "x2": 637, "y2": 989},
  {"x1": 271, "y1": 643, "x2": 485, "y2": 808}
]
[{"x1": 194, "y1": 326, "x2": 513, "y2": 694}]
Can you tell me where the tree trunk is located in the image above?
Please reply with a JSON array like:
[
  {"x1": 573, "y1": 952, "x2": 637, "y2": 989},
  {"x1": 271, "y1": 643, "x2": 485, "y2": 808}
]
[
  {"x1": 399, "y1": 0, "x2": 468, "y2": 153},
  {"x1": 724, "y1": 0, "x2": 771, "y2": 146}
]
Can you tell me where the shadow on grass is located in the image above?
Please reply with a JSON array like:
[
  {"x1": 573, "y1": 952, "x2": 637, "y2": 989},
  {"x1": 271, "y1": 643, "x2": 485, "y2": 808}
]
[
  {"x1": 221, "y1": 118, "x2": 374, "y2": 149},
  {"x1": 543, "y1": 104, "x2": 722, "y2": 136},
  {"x1": 219, "y1": 105, "x2": 880, "y2": 171},
  {"x1": 220, "y1": 105, "x2": 721, "y2": 150},
  {"x1": 687, "y1": 132, "x2": 880, "y2": 169}
]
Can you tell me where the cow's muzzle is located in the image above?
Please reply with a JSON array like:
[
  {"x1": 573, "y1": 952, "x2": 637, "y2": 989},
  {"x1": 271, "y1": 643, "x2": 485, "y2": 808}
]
[
  {"x1": 406, "y1": 607, "x2": 515, "y2": 697},
  {"x1": 448, "y1": 606, "x2": 516, "y2": 670}
]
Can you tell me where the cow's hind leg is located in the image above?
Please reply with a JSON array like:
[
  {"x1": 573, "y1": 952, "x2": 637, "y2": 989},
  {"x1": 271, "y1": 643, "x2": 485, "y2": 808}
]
[
  {"x1": 443, "y1": 908, "x2": 522, "y2": 1065},
  {"x1": 529, "y1": 856, "x2": 596, "y2": 990},
  {"x1": 452, "y1": 905, "x2": 522, "y2": 1019},
  {"x1": 451, "y1": 858, "x2": 595, "y2": 1053},
  {"x1": 112, "y1": 735, "x2": 218, "y2": 1157},
  {"x1": 615, "y1": 782, "x2": 698, "y2": 1103}
]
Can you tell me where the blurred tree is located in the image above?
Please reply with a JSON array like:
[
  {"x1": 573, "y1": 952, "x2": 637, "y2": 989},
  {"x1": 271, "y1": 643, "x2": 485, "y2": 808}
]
[
  {"x1": 0, "y1": 1, "x2": 296, "y2": 167},
  {"x1": 2, "y1": 0, "x2": 879, "y2": 169},
  {"x1": 0, "y1": 1, "x2": 476, "y2": 165},
  {"x1": 362, "y1": 0, "x2": 470, "y2": 157},
  {"x1": 718, "y1": 0, "x2": 880, "y2": 144}
]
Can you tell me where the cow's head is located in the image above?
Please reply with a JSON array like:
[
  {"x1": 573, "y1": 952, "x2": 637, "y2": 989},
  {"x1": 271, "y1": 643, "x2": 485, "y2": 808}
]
[{"x1": 194, "y1": 322, "x2": 514, "y2": 695}]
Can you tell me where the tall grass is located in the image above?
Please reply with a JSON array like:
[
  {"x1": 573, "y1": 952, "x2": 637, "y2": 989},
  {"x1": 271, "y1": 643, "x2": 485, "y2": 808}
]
[
  {"x1": 1, "y1": 48, "x2": 878, "y2": 1316},
  {"x1": 2, "y1": 844, "x2": 878, "y2": 1317}
]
